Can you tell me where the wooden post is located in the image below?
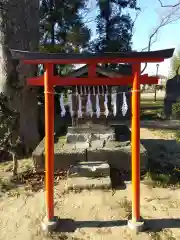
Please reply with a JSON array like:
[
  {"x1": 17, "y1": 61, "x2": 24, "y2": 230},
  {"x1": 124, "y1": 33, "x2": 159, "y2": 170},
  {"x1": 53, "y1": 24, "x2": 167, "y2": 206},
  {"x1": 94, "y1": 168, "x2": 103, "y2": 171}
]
[
  {"x1": 44, "y1": 63, "x2": 55, "y2": 221},
  {"x1": 154, "y1": 64, "x2": 159, "y2": 102},
  {"x1": 131, "y1": 63, "x2": 141, "y2": 222}
]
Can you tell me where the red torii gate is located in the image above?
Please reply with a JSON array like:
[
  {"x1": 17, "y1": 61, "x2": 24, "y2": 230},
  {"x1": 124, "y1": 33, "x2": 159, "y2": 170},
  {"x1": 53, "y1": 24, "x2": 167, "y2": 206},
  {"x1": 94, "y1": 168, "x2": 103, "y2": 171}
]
[{"x1": 10, "y1": 48, "x2": 174, "y2": 231}]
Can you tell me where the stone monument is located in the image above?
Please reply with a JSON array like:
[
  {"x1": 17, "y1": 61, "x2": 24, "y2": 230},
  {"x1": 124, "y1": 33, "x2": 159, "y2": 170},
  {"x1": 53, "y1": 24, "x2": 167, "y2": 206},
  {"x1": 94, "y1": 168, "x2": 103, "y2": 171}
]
[{"x1": 164, "y1": 67, "x2": 180, "y2": 118}]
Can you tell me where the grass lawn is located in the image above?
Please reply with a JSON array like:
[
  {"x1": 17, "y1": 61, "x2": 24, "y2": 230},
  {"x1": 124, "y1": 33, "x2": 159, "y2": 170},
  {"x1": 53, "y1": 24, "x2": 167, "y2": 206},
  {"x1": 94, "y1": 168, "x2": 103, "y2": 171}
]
[
  {"x1": 141, "y1": 100, "x2": 163, "y2": 109},
  {"x1": 140, "y1": 98, "x2": 164, "y2": 121}
]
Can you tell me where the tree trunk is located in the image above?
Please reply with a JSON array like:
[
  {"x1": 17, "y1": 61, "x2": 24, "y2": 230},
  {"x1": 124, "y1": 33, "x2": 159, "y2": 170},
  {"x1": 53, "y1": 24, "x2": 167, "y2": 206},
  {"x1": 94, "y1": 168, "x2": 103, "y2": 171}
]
[
  {"x1": 12, "y1": 152, "x2": 18, "y2": 176},
  {"x1": 0, "y1": 0, "x2": 40, "y2": 152}
]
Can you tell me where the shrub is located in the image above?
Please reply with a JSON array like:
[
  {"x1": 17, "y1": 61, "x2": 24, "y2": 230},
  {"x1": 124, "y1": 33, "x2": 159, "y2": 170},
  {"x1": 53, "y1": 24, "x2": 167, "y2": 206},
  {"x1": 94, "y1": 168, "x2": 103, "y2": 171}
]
[
  {"x1": 175, "y1": 130, "x2": 180, "y2": 142},
  {"x1": 172, "y1": 102, "x2": 180, "y2": 119}
]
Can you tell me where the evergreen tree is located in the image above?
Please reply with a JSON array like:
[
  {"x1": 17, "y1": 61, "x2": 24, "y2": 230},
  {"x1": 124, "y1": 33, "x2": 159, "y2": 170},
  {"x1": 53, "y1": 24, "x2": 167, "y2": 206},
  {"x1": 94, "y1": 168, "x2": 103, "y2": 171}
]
[
  {"x1": 90, "y1": 0, "x2": 138, "y2": 57},
  {"x1": 170, "y1": 50, "x2": 180, "y2": 77},
  {"x1": 38, "y1": 1, "x2": 92, "y2": 137},
  {"x1": 39, "y1": 0, "x2": 91, "y2": 77},
  {"x1": 40, "y1": 0, "x2": 91, "y2": 53},
  {"x1": 89, "y1": 0, "x2": 139, "y2": 119}
]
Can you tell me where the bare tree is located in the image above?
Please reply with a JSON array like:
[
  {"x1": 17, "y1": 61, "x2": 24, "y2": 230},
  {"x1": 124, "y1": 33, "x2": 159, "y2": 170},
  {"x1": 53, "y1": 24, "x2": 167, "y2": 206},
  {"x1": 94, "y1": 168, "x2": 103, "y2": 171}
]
[
  {"x1": 141, "y1": 5, "x2": 180, "y2": 73},
  {"x1": 158, "y1": 0, "x2": 180, "y2": 8}
]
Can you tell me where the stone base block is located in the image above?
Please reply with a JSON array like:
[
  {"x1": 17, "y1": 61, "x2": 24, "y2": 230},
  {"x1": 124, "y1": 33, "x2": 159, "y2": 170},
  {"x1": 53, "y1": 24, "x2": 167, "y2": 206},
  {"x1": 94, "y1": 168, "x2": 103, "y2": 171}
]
[
  {"x1": 68, "y1": 161, "x2": 110, "y2": 178},
  {"x1": 64, "y1": 177, "x2": 111, "y2": 192},
  {"x1": 128, "y1": 218, "x2": 145, "y2": 233},
  {"x1": 41, "y1": 216, "x2": 59, "y2": 233},
  {"x1": 33, "y1": 142, "x2": 87, "y2": 172},
  {"x1": 87, "y1": 144, "x2": 148, "y2": 171}
]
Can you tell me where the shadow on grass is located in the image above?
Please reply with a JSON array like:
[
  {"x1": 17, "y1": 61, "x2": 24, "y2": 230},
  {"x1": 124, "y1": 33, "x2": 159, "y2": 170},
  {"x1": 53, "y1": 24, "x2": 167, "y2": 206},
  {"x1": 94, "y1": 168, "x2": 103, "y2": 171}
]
[
  {"x1": 141, "y1": 105, "x2": 163, "y2": 110},
  {"x1": 119, "y1": 120, "x2": 180, "y2": 131},
  {"x1": 141, "y1": 138, "x2": 178, "y2": 152},
  {"x1": 140, "y1": 122, "x2": 180, "y2": 130},
  {"x1": 141, "y1": 139, "x2": 180, "y2": 187}
]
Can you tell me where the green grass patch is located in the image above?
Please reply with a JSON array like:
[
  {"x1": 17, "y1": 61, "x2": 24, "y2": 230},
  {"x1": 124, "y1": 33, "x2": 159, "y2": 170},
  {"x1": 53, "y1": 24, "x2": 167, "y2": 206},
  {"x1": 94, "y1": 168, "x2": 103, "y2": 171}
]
[
  {"x1": 59, "y1": 135, "x2": 66, "y2": 143},
  {"x1": 175, "y1": 130, "x2": 180, "y2": 142},
  {"x1": 141, "y1": 100, "x2": 163, "y2": 108},
  {"x1": 143, "y1": 169, "x2": 180, "y2": 188},
  {"x1": 140, "y1": 108, "x2": 164, "y2": 120},
  {"x1": 140, "y1": 99, "x2": 164, "y2": 120}
]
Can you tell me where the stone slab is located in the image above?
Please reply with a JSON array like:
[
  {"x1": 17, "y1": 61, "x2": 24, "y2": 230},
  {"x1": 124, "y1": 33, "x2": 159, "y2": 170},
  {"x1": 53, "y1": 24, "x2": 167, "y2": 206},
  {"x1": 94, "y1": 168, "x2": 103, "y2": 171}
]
[
  {"x1": 91, "y1": 133, "x2": 100, "y2": 141},
  {"x1": 53, "y1": 143, "x2": 87, "y2": 170},
  {"x1": 68, "y1": 161, "x2": 110, "y2": 178},
  {"x1": 66, "y1": 132, "x2": 114, "y2": 143},
  {"x1": 87, "y1": 144, "x2": 148, "y2": 171},
  {"x1": 105, "y1": 140, "x2": 131, "y2": 148},
  {"x1": 99, "y1": 133, "x2": 115, "y2": 141},
  {"x1": 90, "y1": 140, "x2": 105, "y2": 149},
  {"x1": 75, "y1": 142, "x2": 89, "y2": 149},
  {"x1": 32, "y1": 137, "x2": 45, "y2": 156},
  {"x1": 64, "y1": 177, "x2": 111, "y2": 191},
  {"x1": 66, "y1": 125, "x2": 115, "y2": 143},
  {"x1": 32, "y1": 138, "x2": 45, "y2": 172},
  {"x1": 66, "y1": 133, "x2": 90, "y2": 143},
  {"x1": 67, "y1": 125, "x2": 114, "y2": 134},
  {"x1": 33, "y1": 142, "x2": 87, "y2": 172}
]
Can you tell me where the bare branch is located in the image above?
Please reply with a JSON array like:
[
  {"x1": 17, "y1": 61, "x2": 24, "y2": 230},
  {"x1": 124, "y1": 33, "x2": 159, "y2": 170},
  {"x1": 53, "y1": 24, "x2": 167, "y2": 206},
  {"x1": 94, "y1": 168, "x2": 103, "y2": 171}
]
[
  {"x1": 127, "y1": 10, "x2": 141, "y2": 49},
  {"x1": 83, "y1": 18, "x2": 95, "y2": 24},
  {"x1": 80, "y1": 0, "x2": 97, "y2": 24},
  {"x1": 132, "y1": 11, "x2": 141, "y2": 34},
  {"x1": 158, "y1": 0, "x2": 180, "y2": 8},
  {"x1": 141, "y1": 6, "x2": 180, "y2": 73},
  {"x1": 141, "y1": 36, "x2": 158, "y2": 52},
  {"x1": 142, "y1": 6, "x2": 180, "y2": 52}
]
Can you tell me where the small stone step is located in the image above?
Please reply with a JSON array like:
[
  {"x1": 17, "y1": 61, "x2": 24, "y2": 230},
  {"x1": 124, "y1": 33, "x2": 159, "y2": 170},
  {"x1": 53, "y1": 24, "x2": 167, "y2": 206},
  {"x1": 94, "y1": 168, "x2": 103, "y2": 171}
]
[
  {"x1": 64, "y1": 177, "x2": 111, "y2": 192},
  {"x1": 68, "y1": 161, "x2": 110, "y2": 178}
]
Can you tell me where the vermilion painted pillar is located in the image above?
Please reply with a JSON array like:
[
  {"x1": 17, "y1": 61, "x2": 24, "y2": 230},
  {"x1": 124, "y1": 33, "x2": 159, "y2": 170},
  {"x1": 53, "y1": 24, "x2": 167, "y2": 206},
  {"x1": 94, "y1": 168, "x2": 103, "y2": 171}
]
[
  {"x1": 44, "y1": 63, "x2": 55, "y2": 220},
  {"x1": 131, "y1": 63, "x2": 141, "y2": 222}
]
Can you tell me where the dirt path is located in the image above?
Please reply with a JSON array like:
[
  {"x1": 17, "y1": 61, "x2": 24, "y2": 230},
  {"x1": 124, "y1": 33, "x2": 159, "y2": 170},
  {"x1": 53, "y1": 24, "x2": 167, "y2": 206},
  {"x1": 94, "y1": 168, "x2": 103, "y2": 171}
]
[
  {"x1": 0, "y1": 128, "x2": 180, "y2": 240},
  {"x1": 1, "y1": 182, "x2": 180, "y2": 240},
  {"x1": 140, "y1": 127, "x2": 176, "y2": 140}
]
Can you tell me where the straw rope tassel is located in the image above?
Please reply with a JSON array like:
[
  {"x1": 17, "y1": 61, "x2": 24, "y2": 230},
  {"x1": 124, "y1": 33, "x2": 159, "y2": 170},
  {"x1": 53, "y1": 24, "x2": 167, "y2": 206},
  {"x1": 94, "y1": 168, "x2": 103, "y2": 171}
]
[
  {"x1": 122, "y1": 92, "x2": 128, "y2": 116},
  {"x1": 60, "y1": 93, "x2": 66, "y2": 117},
  {"x1": 86, "y1": 87, "x2": 93, "y2": 117},
  {"x1": 78, "y1": 87, "x2": 83, "y2": 118},
  {"x1": 111, "y1": 90, "x2": 117, "y2": 117},
  {"x1": 104, "y1": 86, "x2": 109, "y2": 118},
  {"x1": 68, "y1": 90, "x2": 73, "y2": 117},
  {"x1": 96, "y1": 86, "x2": 100, "y2": 118}
]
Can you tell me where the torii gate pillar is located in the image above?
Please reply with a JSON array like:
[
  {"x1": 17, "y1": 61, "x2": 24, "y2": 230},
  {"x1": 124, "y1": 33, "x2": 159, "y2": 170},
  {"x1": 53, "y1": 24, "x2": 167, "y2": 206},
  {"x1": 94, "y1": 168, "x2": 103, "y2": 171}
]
[
  {"x1": 132, "y1": 64, "x2": 141, "y2": 222},
  {"x1": 44, "y1": 63, "x2": 55, "y2": 221}
]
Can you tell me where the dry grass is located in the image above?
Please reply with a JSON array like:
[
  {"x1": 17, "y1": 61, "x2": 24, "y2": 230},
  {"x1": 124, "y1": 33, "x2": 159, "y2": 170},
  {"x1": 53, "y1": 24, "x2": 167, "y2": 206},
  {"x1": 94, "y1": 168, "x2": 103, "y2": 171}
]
[
  {"x1": 149, "y1": 230, "x2": 176, "y2": 240},
  {"x1": 118, "y1": 197, "x2": 132, "y2": 216}
]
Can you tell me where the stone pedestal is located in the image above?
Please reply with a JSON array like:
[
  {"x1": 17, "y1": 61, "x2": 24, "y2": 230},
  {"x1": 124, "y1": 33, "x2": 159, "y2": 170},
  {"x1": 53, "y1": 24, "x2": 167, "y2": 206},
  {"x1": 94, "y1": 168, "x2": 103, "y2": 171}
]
[
  {"x1": 66, "y1": 124, "x2": 115, "y2": 143},
  {"x1": 32, "y1": 124, "x2": 148, "y2": 173}
]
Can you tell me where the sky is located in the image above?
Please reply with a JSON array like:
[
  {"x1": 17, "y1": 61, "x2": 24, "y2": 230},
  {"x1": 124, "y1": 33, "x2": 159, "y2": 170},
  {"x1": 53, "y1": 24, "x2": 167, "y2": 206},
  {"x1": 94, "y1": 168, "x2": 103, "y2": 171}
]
[{"x1": 85, "y1": 0, "x2": 180, "y2": 77}]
